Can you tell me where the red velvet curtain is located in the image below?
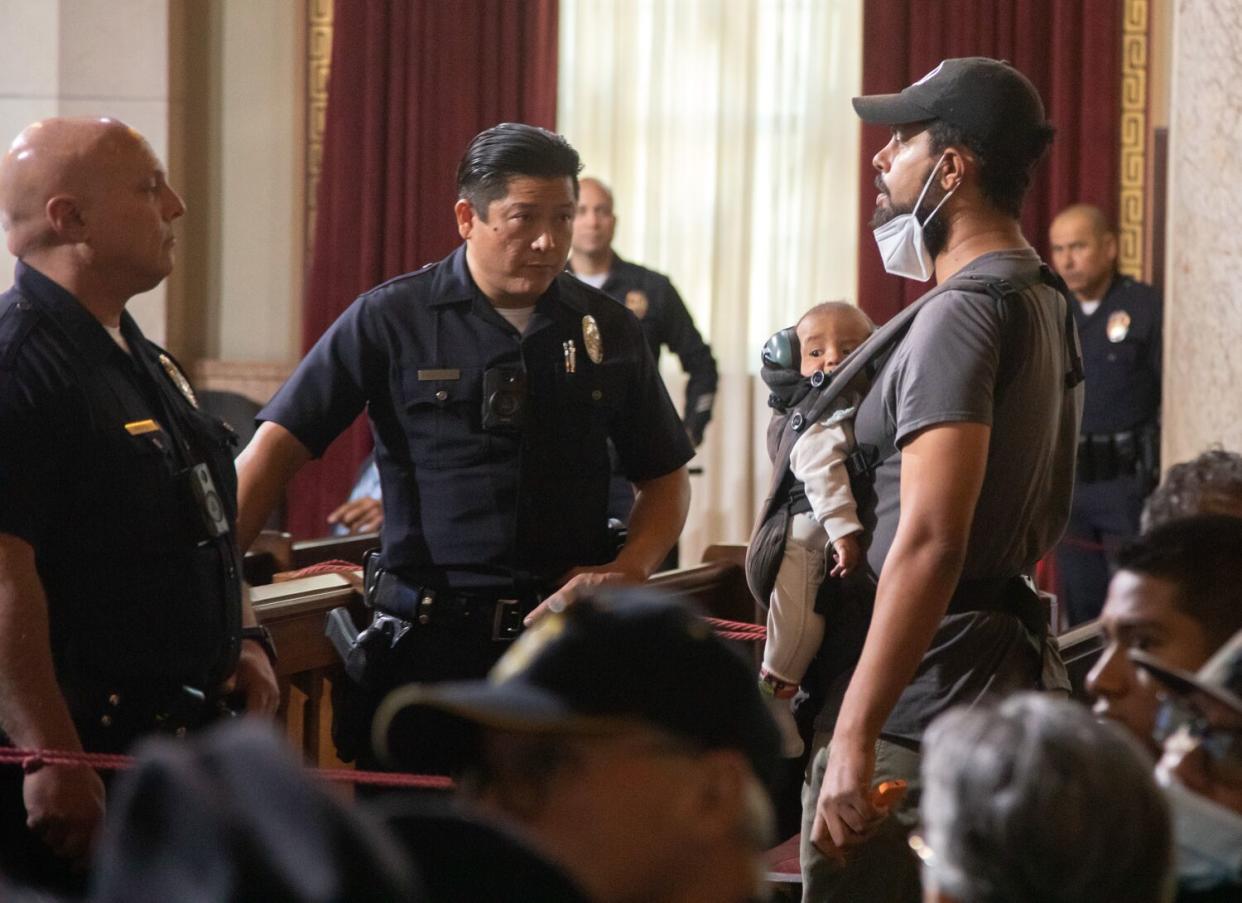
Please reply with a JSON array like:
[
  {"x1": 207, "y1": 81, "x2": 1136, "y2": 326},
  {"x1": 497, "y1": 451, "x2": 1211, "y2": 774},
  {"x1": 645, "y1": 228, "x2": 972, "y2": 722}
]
[
  {"x1": 285, "y1": 0, "x2": 559, "y2": 539},
  {"x1": 856, "y1": 1, "x2": 1122, "y2": 325}
]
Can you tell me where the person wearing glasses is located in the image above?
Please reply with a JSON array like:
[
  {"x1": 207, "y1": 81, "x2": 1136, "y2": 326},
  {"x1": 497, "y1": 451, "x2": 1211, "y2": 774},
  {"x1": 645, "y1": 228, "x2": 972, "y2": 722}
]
[
  {"x1": 917, "y1": 693, "x2": 1173, "y2": 903},
  {"x1": 1086, "y1": 515, "x2": 1242, "y2": 757},
  {"x1": 1135, "y1": 630, "x2": 1242, "y2": 901}
]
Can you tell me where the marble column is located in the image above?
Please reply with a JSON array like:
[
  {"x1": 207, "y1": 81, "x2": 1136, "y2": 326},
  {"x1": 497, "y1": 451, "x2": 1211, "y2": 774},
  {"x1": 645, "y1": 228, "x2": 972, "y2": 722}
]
[{"x1": 1163, "y1": 1, "x2": 1242, "y2": 466}]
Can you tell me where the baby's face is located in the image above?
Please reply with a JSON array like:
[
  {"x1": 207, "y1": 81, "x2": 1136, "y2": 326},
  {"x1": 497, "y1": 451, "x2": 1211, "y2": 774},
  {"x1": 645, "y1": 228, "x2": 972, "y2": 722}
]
[{"x1": 796, "y1": 311, "x2": 873, "y2": 376}]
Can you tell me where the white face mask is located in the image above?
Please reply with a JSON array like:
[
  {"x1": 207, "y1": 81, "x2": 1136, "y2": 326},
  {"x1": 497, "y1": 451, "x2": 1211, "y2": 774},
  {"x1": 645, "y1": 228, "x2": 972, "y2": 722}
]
[
  {"x1": 1157, "y1": 766, "x2": 1242, "y2": 891},
  {"x1": 872, "y1": 151, "x2": 957, "y2": 282}
]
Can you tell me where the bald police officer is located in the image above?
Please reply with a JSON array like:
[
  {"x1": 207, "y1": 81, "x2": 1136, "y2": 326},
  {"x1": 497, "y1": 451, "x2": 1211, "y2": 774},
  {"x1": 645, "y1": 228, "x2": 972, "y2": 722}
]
[
  {"x1": 0, "y1": 118, "x2": 278, "y2": 891},
  {"x1": 1050, "y1": 204, "x2": 1162, "y2": 625},
  {"x1": 569, "y1": 177, "x2": 718, "y2": 448}
]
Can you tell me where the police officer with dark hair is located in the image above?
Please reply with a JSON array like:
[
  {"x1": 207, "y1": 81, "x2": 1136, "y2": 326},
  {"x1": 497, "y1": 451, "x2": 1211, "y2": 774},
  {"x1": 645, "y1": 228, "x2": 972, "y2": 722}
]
[
  {"x1": 0, "y1": 117, "x2": 279, "y2": 892},
  {"x1": 1050, "y1": 203, "x2": 1162, "y2": 625},
  {"x1": 235, "y1": 123, "x2": 693, "y2": 769}
]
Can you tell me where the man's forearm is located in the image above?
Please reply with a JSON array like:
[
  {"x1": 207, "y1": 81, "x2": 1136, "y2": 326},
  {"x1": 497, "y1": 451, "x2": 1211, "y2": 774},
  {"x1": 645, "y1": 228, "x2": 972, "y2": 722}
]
[
  {"x1": 234, "y1": 421, "x2": 313, "y2": 552},
  {"x1": 832, "y1": 540, "x2": 964, "y2": 743},
  {"x1": 0, "y1": 535, "x2": 83, "y2": 752},
  {"x1": 616, "y1": 466, "x2": 691, "y2": 578},
  {"x1": 832, "y1": 422, "x2": 989, "y2": 746}
]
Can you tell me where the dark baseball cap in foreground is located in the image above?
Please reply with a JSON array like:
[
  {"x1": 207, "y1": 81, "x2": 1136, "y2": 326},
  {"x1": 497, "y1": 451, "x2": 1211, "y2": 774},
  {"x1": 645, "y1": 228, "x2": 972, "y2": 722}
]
[
  {"x1": 852, "y1": 56, "x2": 1048, "y2": 153},
  {"x1": 374, "y1": 588, "x2": 782, "y2": 783}
]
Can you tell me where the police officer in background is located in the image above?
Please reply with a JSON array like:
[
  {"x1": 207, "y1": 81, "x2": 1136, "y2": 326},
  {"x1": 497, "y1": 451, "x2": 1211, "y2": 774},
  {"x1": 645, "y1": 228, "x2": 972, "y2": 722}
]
[
  {"x1": 235, "y1": 124, "x2": 693, "y2": 769},
  {"x1": 1050, "y1": 203, "x2": 1162, "y2": 625},
  {"x1": 569, "y1": 177, "x2": 718, "y2": 448},
  {"x1": 0, "y1": 118, "x2": 279, "y2": 891}
]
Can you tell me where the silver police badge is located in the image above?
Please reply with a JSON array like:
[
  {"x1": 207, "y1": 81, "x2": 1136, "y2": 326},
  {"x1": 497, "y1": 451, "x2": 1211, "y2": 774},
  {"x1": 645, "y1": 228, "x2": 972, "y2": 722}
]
[
  {"x1": 625, "y1": 289, "x2": 649, "y2": 319},
  {"x1": 159, "y1": 353, "x2": 199, "y2": 409},
  {"x1": 582, "y1": 315, "x2": 604, "y2": 364},
  {"x1": 1106, "y1": 310, "x2": 1131, "y2": 343}
]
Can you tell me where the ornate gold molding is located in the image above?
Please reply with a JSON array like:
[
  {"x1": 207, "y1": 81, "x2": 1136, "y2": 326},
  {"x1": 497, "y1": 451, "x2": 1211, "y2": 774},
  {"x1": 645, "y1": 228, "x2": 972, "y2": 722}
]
[
  {"x1": 305, "y1": 0, "x2": 333, "y2": 258},
  {"x1": 1119, "y1": 0, "x2": 1149, "y2": 279}
]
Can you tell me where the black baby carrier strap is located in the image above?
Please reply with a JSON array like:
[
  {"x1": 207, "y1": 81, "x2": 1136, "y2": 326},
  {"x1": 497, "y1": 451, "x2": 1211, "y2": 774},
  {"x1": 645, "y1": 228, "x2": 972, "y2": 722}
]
[{"x1": 743, "y1": 264, "x2": 1081, "y2": 605}]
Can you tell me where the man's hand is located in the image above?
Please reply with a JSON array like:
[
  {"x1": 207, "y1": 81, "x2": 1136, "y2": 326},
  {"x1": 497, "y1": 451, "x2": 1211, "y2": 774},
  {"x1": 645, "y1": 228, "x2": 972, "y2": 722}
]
[
  {"x1": 811, "y1": 738, "x2": 885, "y2": 858},
  {"x1": 523, "y1": 563, "x2": 645, "y2": 626},
  {"x1": 24, "y1": 764, "x2": 105, "y2": 866},
  {"x1": 829, "y1": 533, "x2": 862, "y2": 578},
  {"x1": 327, "y1": 497, "x2": 383, "y2": 534},
  {"x1": 220, "y1": 640, "x2": 280, "y2": 716}
]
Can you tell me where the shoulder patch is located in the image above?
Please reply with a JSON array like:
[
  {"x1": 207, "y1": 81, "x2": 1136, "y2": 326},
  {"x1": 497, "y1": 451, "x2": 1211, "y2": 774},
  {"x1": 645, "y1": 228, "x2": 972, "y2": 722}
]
[{"x1": 0, "y1": 296, "x2": 41, "y2": 370}]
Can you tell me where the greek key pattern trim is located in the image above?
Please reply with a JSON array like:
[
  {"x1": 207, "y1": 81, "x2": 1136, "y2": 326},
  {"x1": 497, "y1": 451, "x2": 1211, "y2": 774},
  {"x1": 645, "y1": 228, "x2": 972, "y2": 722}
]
[
  {"x1": 306, "y1": 0, "x2": 333, "y2": 256},
  {"x1": 1119, "y1": 0, "x2": 1149, "y2": 279}
]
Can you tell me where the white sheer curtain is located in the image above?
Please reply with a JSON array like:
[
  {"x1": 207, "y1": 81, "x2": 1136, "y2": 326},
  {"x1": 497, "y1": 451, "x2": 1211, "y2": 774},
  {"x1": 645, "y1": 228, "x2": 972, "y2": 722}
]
[{"x1": 558, "y1": 0, "x2": 863, "y2": 564}]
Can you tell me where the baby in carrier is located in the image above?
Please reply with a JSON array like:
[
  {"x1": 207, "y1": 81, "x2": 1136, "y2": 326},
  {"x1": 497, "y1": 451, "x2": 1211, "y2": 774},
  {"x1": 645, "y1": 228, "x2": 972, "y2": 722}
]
[{"x1": 759, "y1": 301, "x2": 875, "y2": 755}]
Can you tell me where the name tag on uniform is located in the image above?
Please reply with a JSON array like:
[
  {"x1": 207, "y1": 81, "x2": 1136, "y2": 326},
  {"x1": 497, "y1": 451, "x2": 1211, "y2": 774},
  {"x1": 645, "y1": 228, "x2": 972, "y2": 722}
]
[
  {"x1": 124, "y1": 419, "x2": 162, "y2": 436},
  {"x1": 417, "y1": 369, "x2": 461, "y2": 381}
]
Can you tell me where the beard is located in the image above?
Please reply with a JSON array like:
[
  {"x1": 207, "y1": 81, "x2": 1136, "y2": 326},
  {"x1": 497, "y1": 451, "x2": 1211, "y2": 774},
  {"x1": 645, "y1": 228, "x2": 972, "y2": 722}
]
[{"x1": 869, "y1": 170, "x2": 952, "y2": 260}]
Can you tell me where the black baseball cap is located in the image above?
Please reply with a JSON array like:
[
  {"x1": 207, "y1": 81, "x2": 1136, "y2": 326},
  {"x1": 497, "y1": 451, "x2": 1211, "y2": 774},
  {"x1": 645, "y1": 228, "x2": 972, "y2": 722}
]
[
  {"x1": 374, "y1": 589, "x2": 782, "y2": 783},
  {"x1": 853, "y1": 57, "x2": 1048, "y2": 155}
]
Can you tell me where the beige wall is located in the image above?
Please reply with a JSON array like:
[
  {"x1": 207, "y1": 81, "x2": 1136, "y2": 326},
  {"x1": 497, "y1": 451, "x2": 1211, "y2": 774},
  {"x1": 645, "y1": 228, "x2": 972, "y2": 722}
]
[
  {"x1": 169, "y1": 0, "x2": 305, "y2": 366},
  {"x1": 1162, "y1": 0, "x2": 1242, "y2": 465},
  {"x1": 0, "y1": 0, "x2": 305, "y2": 367},
  {"x1": 214, "y1": 0, "x2": 305, "y2": 363}
]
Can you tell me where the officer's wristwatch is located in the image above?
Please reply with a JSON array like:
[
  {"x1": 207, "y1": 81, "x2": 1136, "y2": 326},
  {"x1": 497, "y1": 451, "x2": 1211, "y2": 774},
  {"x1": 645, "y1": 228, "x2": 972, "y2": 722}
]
[{"x1": 240, "y1": 625, "x2": 278, "y2": 668}]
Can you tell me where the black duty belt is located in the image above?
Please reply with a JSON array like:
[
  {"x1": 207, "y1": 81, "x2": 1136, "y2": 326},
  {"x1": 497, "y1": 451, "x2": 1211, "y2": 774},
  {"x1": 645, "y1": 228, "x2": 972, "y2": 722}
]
[
  {"x1": 367, "y1": 568, "x2": 542, "y2": 642},
  {"x1": 1077, "y1": 428, "x2": 1145, "y2": 483},
  {"x1": 62, "y1": 678, "x2": 231, "y2": 753}
]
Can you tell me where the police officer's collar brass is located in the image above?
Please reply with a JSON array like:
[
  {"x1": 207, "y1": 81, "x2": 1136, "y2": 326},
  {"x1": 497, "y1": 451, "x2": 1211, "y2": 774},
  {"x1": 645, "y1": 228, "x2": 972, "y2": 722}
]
[{"x1": 159, "y1": 353, "x2": 199, "y2": 409}]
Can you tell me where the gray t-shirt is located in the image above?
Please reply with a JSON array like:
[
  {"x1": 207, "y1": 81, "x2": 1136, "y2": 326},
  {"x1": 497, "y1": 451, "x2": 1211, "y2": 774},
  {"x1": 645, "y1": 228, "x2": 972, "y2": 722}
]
[{"x1": 818, "y1": 248, "x2": 1083, "y2": 744}]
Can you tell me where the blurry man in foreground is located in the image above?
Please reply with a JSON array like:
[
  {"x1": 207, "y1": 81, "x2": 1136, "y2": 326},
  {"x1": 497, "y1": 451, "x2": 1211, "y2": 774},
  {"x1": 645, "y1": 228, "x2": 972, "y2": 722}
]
[
  {"x1": 919, "y1": 693, "x2": 1172, "y2": 903},
  {"x1": 374, "y1": 590, "x2": 781, "y2": 903}
]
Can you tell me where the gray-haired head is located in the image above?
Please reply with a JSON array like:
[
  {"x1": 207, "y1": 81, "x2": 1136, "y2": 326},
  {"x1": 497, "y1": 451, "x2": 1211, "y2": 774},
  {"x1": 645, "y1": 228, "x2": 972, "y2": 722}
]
[{"x1": 920, "y1": 693, "x2": 1173, "y2": 903}]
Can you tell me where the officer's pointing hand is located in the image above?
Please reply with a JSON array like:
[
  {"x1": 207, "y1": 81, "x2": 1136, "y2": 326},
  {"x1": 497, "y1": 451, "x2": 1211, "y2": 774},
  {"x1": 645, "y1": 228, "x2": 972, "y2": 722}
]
[{"x1": 524, "y1": 564, "x2": 645, "y2": 626}]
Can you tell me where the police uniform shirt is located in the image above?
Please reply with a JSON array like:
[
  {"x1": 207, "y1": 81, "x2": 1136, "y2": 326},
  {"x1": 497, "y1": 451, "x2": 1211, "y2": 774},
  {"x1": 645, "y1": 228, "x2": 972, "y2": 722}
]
[
  {"x1": 581, "y1": 255, "x2": 718, "y2": 432},
  {"x1": 260, "y1": 245, "x2": 694, "y2": 591},
  {"x1": 1073, "y1": 274, "x2": 1161, "y2": 435},
  {"x1": 0, "y1": 262, "x2": 242, "y2": 697}
]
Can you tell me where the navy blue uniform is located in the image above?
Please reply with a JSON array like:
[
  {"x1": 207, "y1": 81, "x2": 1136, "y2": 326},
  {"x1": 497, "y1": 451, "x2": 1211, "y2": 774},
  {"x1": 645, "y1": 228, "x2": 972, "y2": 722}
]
[
  {"x1": 578, "y1": 254, "x2": 718, "y2": 443},
  {"x1": 261, "y1": 246, "x2": 693, "y2": 764},
  {"x1": 0, "y1": 262, "x2": 243, "y2": 885},
  {"x1": 1056, "y1": 274, "x2": 1162, "y2": 624}
]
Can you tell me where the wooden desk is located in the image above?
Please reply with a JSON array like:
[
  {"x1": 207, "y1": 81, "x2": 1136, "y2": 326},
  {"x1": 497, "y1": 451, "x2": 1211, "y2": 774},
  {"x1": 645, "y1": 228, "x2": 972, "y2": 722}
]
[
  {"x1": 252, "y1": 573, "x2": 364, "y2": 763},
  {"x1": 252, "y1": 555, "x2": 759, "y2": 763}
]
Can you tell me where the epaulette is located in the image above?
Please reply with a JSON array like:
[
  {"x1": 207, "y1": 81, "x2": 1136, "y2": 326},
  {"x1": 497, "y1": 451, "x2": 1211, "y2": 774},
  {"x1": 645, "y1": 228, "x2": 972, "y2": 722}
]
[{"x1": 0, "y1": 295, "x2": 41, "y2": 370}]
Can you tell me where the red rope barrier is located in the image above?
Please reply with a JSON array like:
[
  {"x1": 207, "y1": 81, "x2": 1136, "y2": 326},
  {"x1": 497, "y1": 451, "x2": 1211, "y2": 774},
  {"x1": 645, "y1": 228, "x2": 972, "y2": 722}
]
[
  {"x1": 284, "y1": 560, "x2": 363, "y2": 579},
  {"x1": 0, "y1": 745, "x2": 453, "y2": 790},
  {"x1": 703, "y1": 616, "x2": 767, "y2": 642}
]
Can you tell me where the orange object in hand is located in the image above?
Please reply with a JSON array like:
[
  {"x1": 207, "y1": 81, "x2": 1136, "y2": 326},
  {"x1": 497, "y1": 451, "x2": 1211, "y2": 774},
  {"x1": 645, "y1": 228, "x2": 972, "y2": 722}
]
[{"x1": 871, "y1": 779, "x2": 908, "y2": 809}]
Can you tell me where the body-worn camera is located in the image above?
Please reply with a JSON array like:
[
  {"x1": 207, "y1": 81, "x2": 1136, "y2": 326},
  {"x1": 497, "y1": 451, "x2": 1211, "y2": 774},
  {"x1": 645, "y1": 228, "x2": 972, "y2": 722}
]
[
  {"x1": 482, "y1": 364, "x2": 527, "y2": 432},
  {"x1": 179, "y1": 462, "x2": 230, "y2": 541}
]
